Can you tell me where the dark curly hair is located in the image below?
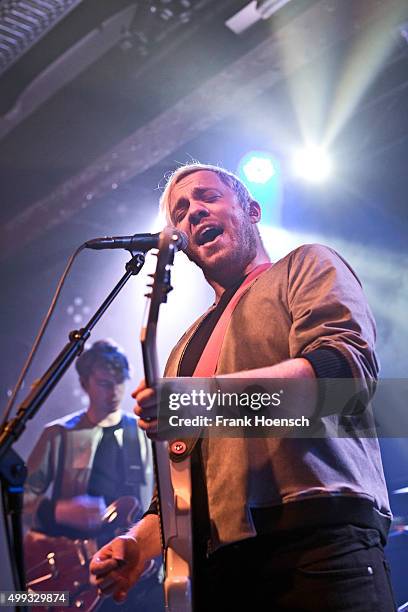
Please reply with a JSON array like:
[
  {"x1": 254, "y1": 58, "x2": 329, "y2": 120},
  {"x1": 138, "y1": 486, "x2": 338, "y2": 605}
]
[{"x1": 75, "y1": 340, "x2": 131, "y2": 384}]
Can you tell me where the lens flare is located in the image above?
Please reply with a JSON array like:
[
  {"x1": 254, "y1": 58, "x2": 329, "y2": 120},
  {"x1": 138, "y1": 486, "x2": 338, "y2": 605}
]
[{"x1": 292, "y1": 145, "x2": 332, "y2": 183}]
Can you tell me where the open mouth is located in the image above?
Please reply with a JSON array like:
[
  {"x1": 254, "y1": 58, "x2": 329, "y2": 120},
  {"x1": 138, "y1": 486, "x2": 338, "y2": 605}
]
[{"x1": 196, "y1": 226, "x2": 224, "y2": 246}]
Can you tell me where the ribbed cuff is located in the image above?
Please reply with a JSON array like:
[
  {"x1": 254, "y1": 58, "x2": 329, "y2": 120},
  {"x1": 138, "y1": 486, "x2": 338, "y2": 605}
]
[
  {"x1": 302, "y1": 347, "x2": 353, "y2": 379},
  {"x1": 302, "y1": 347, "x2": 362, "y2": 418}
]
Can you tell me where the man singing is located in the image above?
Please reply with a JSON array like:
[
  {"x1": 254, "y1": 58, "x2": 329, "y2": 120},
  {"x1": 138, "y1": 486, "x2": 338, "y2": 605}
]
[{"x1": 90, "y1": 164, "x2": 395, "y2": 611}]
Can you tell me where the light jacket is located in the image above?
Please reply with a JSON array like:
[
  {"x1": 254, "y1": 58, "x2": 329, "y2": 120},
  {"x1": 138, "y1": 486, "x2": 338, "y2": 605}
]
[{"x1": 164, "y1": 244, "x2": 391, "y2": 551}]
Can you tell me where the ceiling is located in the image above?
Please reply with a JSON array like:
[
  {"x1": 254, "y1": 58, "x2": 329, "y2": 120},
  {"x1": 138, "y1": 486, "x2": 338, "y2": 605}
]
[{"x1": 0, "y1": 0, "x2": 407, "y2": 265}]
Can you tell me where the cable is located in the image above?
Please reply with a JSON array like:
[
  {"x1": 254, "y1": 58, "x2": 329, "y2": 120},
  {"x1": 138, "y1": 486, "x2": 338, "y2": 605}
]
[{"x1": 1, "y1": 243, "x2": 86, "y2": 427}]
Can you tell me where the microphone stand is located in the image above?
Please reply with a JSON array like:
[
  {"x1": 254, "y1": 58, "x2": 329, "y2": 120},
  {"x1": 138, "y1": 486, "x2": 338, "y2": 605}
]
[{"x1": 0, "y1": 251, "x2": 146, "y2": 594}]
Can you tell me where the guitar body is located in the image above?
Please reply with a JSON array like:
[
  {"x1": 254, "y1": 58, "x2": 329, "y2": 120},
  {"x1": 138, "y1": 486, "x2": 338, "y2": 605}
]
[
  {"x1": 140, "y1": 228, "x2": 194, "y2": 611},
  {"x1": 25, "y1": 530, "x2": 99, "y2": 611},
  {"x1": 24, "y1": 496, "x2": 158, "y2": 611},
  {"x1": 154, "y1": 444, "x2": 193, "y2": 612}
]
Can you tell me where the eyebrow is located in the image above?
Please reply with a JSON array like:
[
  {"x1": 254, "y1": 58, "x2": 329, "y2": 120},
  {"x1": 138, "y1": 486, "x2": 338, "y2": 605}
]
[
  {"x1": 192, "y1": 186, "x2": 222, "y2": 198},
  {"x1": 171, "y1": 187, "x2": 222, "y2": 221}
]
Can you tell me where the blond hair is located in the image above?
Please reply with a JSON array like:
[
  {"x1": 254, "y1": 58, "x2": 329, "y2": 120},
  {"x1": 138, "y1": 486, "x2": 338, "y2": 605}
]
[{"x1": 160, "y1": 162, "x2": 254, "y2": 223}]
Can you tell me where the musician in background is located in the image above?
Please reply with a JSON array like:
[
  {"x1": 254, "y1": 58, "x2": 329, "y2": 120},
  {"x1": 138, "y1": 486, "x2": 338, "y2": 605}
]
[
  {"x1": 24, "y1": 339, "x2": 163, "y2": 611},
  {"x1": 90, "y1": 164, "x2": 396, "y2": 611}
]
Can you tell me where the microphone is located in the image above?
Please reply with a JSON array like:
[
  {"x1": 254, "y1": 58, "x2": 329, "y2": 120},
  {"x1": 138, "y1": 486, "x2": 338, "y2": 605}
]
[{"x1": 85, "y1": 229, "x2": 188, "y2": 252}]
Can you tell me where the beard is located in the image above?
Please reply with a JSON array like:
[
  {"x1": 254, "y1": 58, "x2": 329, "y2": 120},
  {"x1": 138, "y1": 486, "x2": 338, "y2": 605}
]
[{"x1": 186, "y1": 216, "x2": 259, "y2": 288}]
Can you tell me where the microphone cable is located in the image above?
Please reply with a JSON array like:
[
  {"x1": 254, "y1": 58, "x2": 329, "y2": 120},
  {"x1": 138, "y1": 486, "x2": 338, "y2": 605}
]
[{"x1": 0, "y1": 243, "x2": 86, "y2": 428}]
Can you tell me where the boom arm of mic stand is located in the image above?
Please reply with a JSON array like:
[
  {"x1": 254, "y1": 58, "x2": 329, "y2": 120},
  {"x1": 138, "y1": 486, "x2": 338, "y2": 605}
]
[{"x1": 0, "y1": 251, "x2": 146, "y2": 593}]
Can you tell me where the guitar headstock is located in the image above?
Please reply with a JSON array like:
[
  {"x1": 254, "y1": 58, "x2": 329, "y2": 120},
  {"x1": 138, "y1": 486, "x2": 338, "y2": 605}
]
[
  {"x1": 141, "y1": 227, "x2": 187, "y2": 385},
  {"x1": 145, "y1": 227, "x2": 185, "y2": 302}
]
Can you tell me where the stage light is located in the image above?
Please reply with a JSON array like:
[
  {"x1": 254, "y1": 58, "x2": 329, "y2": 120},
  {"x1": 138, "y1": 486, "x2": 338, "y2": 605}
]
[
  {"x1": 292, "y1": 145, "x2": 332, "y2": 183},
  {"x1": 242, "y1": 155, "x2": 276, "y2": 184},
  {"x1": 237, "y1": 151, "x2": 282, "y2": 225},
  {"x1": 239, "y1": 152, "x2": 278, "y2": 185},
  {"x1": 225, "y1": 0, "x2": 293, "y2": 35}
]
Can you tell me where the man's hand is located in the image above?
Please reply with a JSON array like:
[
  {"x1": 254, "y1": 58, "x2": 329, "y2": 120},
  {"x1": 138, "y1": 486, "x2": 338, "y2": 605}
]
[
  {"x1": 132, "y1": 380, "x2": 159, "y2": 439},
  {"x1": 89, "y1": 535, "x2": 147, "y2": 602},
  {"x1": 55, "y1": 495, "x2": 106, "y2": 531}
]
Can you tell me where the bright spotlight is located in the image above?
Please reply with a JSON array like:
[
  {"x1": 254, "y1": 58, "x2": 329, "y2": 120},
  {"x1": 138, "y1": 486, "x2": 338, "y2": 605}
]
[
  {"x1": 242, "y1": 154, "x2": 276, "y2": 184},
  {"x1": 292, "y1": 146, "x2": 332, "y2": 183}
]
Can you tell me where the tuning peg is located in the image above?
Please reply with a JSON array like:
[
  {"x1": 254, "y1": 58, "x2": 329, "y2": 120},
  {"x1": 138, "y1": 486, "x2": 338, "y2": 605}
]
[{"x1": 144, "y1": 292, "x2": 152, "y2": 298}]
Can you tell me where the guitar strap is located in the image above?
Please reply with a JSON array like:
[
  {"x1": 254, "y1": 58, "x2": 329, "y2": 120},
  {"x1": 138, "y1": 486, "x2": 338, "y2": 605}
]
[
  {"x1": 169, "y1": 262, "x2": 272, "y2": 462},
  {"x1": 193, "y1": 263, "x2": 272, "y2": 377},
  {"x1": 122, "y1": 414, "x2": 146, "y2": 491},
  {"x1": 51, "y1": 424, "x2": 66, "y2": 505}
]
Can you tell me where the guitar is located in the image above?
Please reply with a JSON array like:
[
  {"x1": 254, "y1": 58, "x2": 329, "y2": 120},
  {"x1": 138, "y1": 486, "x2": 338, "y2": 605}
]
[
  {"x1": 140, "y1": 227, "x2": 194, "y2": 612},
  {"x1": 24, "y1": 496, "x2": 158, "y2": 611}
]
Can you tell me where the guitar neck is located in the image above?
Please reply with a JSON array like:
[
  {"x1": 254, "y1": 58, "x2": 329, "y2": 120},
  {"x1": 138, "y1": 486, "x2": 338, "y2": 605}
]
[
  {"x1": 139, "y1": 229, "x2": 193, "y2": 611},
  {"x1": 140, "y1": 333, "x2": 159, "y2": 389}
]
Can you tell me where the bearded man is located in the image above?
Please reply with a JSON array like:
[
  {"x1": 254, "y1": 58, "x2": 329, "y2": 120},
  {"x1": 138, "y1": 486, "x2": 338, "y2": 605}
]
[{"x1": 90, "y1": 164, "x2": 395, "y2": 612}]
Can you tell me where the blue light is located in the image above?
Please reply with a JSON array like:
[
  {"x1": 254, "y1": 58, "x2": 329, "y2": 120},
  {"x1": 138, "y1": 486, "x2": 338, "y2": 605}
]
[
  {"x1": 242, "y1": 155, "x2": 276, "y2": 184},
  {"x1": 237, "y1": 151, "x2": 282, "y2": 226}
]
